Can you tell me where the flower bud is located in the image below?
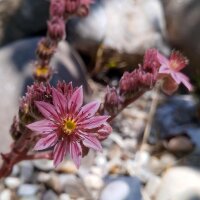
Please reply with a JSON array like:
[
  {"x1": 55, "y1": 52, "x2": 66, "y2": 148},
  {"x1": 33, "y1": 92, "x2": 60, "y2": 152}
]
[
  {"x1": 47, "y1": 17, "x2": 65, "y2": 42},
  {"x1": 64, "y1": 0, "x2": 80, "y2": 14},
  {"x1": 50, "y1": 0, "x2": 66, "y2": 17}
]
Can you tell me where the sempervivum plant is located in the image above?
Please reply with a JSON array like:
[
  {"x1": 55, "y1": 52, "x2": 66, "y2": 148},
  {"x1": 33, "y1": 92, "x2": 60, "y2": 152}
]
[{"x1": 27, "y1": 85, "x2": 112, "y2": 167}]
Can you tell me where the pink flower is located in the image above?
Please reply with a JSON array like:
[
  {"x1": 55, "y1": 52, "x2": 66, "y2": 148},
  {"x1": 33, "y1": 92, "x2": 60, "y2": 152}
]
[
  {"x1": 157, "y1": 51, "x2": 193, "y2": 91},
  {"x1": 27, "y1": 87, "x2": 112, "y2": 167}
]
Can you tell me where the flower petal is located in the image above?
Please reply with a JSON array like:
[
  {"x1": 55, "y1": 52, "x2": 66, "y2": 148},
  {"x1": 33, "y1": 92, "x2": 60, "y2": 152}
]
[
  {"x1": 159, "y1": 65, "x2": 170, "y2": 74},
  {"x1": 171, "y1": 72, "x2": 181, "y2": 84},
  {"x1": 78, "y1": 116, "x2": 109, "y2": 129},
  {"x1": 27, "y1": 119, "x2": 56, "y2": 134},
  {"x1": 34, "y1": 134, "x2": 58, "y2": 151},
  {"x1": 82, "y1": 135, "x2": 102, "y2": 151},
  {"x1": 69, "y1": 142, "x2": 82, "y2": 168},
  {"x1": 157, "y1": 52, "x2": 169, "y2": 66},
  {"x1": 77, "y1": 101, "x2": 100, "y2": 121},
  {"x1": 53, "y1": 140, "x2": 68, "y2": 167},
  {"x1": 35, "y1": 101, "x2": 58, "y2": 120},
  {"x1": 68, "y1": 86, "x2": 83, "y2": 113},
  {"x1": 52, "y1": 87, "x2": 67, "y2": 115},
  {"x1": 177, "y1": 72, "x2": 193, "y2": 91}
]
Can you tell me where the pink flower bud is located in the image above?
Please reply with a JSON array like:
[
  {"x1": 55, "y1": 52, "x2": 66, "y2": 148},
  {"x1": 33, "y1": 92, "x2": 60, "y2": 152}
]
[
  {"x1": 47, "y1": 17, "x2": 65, "y2": 42},
  {"x1": 50, "y1": 0, "x2": 66, "y2": 17}
]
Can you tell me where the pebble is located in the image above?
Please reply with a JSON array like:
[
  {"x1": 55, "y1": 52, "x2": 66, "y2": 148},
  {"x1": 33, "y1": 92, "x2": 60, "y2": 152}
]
[
  {"x1": 55, "y1": 161, "x2": 77, "y2": 174},
  {"x1": 145, "y1": 176, "x2": 161, "y2": 199},
  {"x1": 0, "y1": 189, "x2": 13, "y2": 200},
  {"x1": 33, "y1": 159, "x2": 54, "y2": 171},
  {"x1": 100, "y1": 176, "x2": 142, "y2": 200},
  {"x1": 20, "y1": 161, "x2": 34, "y2": 182},
  {"x1": 156, "y1": 167, "x2": 200, "y2": 200},
  {"x1": 37, "y1": 172, "x2": 51, "y2": 183},
  {"x1": 42, "y1": 190, "x2": 58, "y2": 200},
  {"x1": 17, "y1": 184, "x2": 40, "y2": 196},
  {"x1": 4, "y1": 177, "x2": 21, "y2": 189},
  {"x1": 59, "y1": 193, "x2": 71, "y2": 200},
  {"x1": 83, "y1": 174, "x2": 104, "y2": 190}
]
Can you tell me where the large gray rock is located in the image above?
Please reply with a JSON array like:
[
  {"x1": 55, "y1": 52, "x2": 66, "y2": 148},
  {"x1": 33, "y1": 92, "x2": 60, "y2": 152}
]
[
  {"x1": 0, "y1": 0, "x2": 49, "y2": 46},
  {"x1": 68, "y1": 0, "x2": 168, "y2": 68},
  {"x1": 156, "y1": 167, "x2": 200, "y2": 200},
  {"x1": 0, "y1": 37, "x2": 88, "y2": 158},
  {"x1": 162, "y1": 0, "x2": 200, "y2": 85}
]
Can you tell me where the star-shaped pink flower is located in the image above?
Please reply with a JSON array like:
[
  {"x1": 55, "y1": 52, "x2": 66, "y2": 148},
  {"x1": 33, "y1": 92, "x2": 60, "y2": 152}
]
[
  {"x1": 27, "y1": 87, "x2": 112, "y2": 167},
  {"x1": 157, "y1": 51, "x2": 193, "y2": 91}
]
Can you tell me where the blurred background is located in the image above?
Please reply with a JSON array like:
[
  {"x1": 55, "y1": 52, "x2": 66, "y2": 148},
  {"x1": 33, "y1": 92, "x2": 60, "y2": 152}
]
[{"x1": 0, "y1": 0, "x2": 200, "y2": 199}]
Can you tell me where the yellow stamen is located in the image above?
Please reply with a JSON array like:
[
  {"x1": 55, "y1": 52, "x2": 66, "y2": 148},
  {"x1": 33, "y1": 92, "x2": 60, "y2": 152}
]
[
  {"x1": 35, "y1": 67, "x2": 49, "y2": 77},
  {"x1": 63, "y1": 119, "x2": 76, "y2": 135}
]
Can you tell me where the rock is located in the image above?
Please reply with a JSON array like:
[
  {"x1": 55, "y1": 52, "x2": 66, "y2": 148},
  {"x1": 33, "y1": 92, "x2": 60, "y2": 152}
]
[
  {"x1": 100, "y1": 176, "x2": 142, "y2": 200},
  {"x1": 68, "y1": 0, "x2": 168, "y2": 69},
  {"x1": 83, "y1": 174, "x2": 104, "y2": 190},
  {"x1": 42, "y1": 190, "x2": 58, "y2": 200},
  {"x1": 4, "y1": 177, "x2": 21, "y2": 189},
  {"x1": 163, "y1": 135, "x2": 195, "y2": 155},
  {"x1": 55, "y1": 160, "x2": 77, "y2": 174},
  {"x1": 45, "y1": 172, "x2": 62, "y2": 193},
  {"x1": 59, "y1": 193, "x2": 71, "y2": 200},
  {"x1": 58, "y1": 174, "x2": 92, "y2": 199},
  {"x1": 17, "y1": 184, "x2": 40, "y2": 196},
  {"x1": 0, "y1": 189, "x2": 13, "y2": 200},
  {"x1": 33, "y1": 159, "x2": 54, "y2": 171},
  {"x1": 37, "y1": 172, "x2": 51, "y2": 183},
  {"x1": 156, "y1": 167, "x2": 200, "y2": 200},
  {"x1": 145, "y1": 176, "x2": 161, "y2": 199},
  {"x1": 11, "y1": 165, "x2": 20, "y2": 177},
  {"x1": 0, "y1": 0, "x2": 49, "y2": 46},
  {"x1": 162, "y1": 0, "x2": 200, "y2": 86},
  {"x1": 0, "y1": 37, "x2": 89, "y2": 161},
  {"x1": 20, "y1": 161, "x2": 34, "y2": 182}
]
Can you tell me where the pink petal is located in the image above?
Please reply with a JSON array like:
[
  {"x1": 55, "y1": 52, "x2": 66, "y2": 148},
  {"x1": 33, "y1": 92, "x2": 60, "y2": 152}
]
[
  {"x1": 69, "y1": 142, "x2": 82, "y2": 168},
  {"x1": 53, "y1": 140, "x2": 68, "y2": 167},
  {"x1": 27, "y1": 120, "x2": 56, "y2": 134},
  {"x1": 77, "y1": 101, "x2": 100, "y2": 121},
  {"x1": 171, "y1": 72, "x2": 181, "y2": 84},
  {"x1": 35, "y1": 101, "x2": 58, "y2": 120},
  {"x1": 78, "y1": 116, "x2": 109, "y2": 129},
  {"x1": 82, "y1": 135, "x2": 102, "y2": 151},
  {"x1": 68, "y1": 86, "x2": 83, "y2": 113},
  {"x1": 157, "y1": 52, "x2": 169, "y2": 66},
  {"x1": 177, "y1": 72, "x2": 193, "y2": 91},
  {"x1": 159, "y1": 65, "x2": 170, "y2": 74},
  {"x1": 52, "y1": 87, "x2": 67, "y2": 115},
  {"x1": 34, "y1": 134, "x2": 58, "y2": 151}
]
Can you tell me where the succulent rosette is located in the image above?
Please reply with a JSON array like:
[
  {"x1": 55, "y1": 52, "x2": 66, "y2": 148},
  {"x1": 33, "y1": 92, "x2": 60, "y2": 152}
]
[{"x1": 27, "y1": 86, "x2": 112, "y2": 167}]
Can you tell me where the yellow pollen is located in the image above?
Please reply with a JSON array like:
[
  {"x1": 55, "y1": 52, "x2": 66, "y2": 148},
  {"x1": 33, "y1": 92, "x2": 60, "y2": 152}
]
[
  {"x1": 63, "y1": 119, "x2": 76, "y2": 135},
  {"x1": 35, "y1": 67, "x2": 49, "y2": 77}
]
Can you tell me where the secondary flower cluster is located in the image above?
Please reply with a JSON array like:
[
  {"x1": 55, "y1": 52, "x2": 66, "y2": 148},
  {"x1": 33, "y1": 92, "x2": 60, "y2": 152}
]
[
  {"x1": 25, "y1": 82, "x2": 112, "y2": 167},
  {"x1": 34, "y1": 0, "x2": 94, "y2": 82},
  {"x1": 103, "y1": 49, "x2": 192, "y2": 116}
]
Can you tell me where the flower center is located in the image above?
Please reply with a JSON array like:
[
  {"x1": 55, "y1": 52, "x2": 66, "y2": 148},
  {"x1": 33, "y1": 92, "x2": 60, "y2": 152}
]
[
  {"x1": 63, "y1": 119, "x2": 76, "y2": 135},
  {"x1": 170, "y1": 61, "x2": 179, "y2": 70}
]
